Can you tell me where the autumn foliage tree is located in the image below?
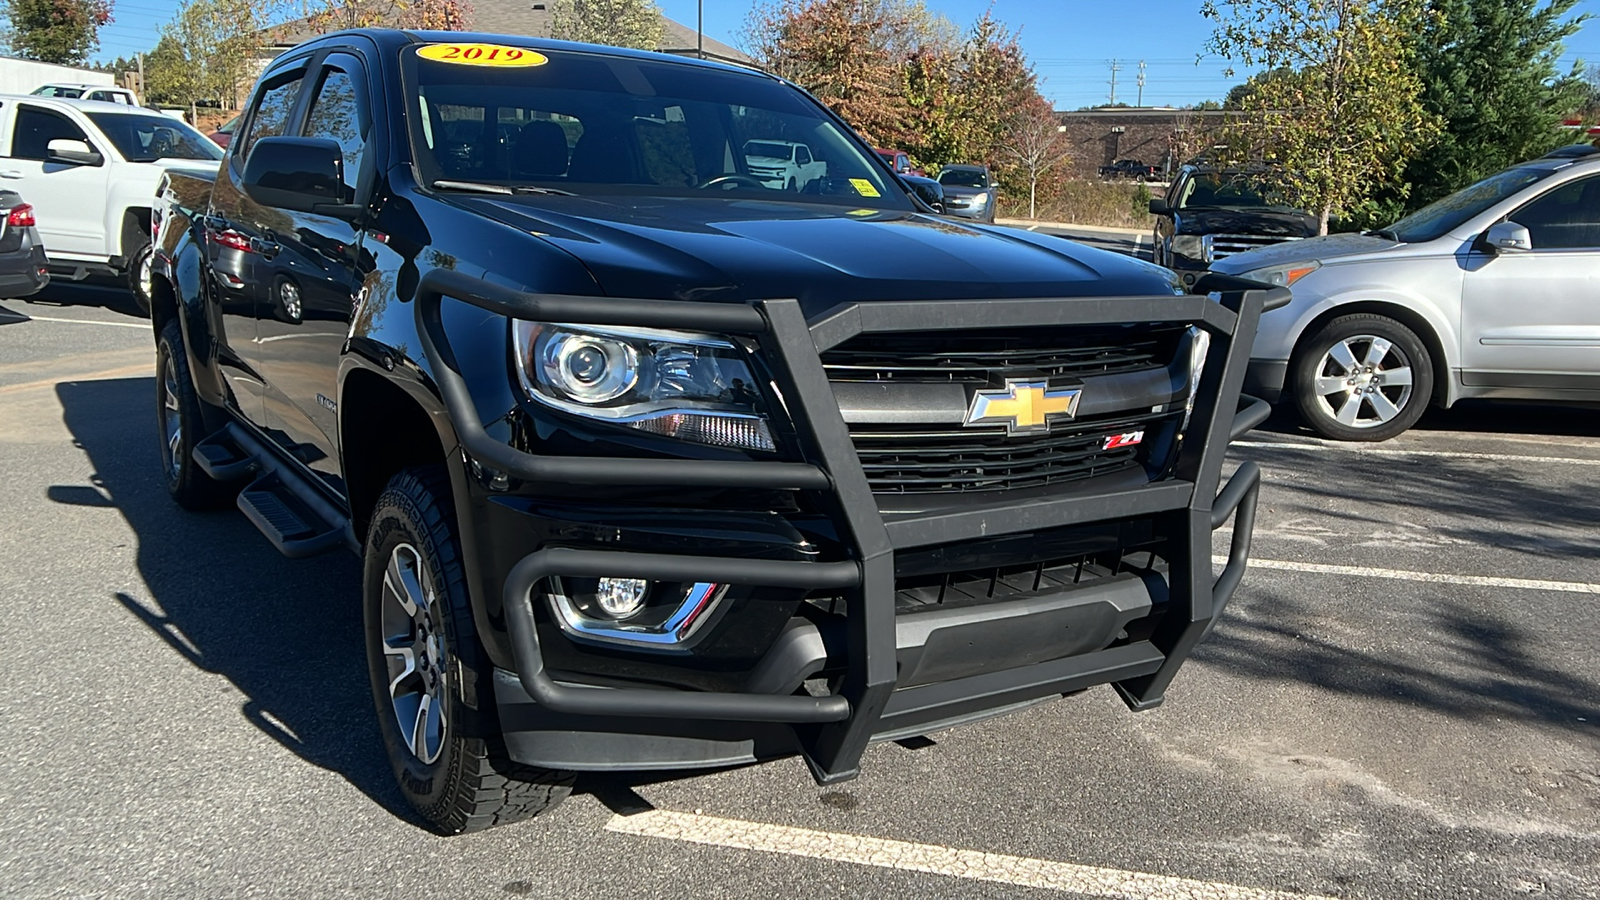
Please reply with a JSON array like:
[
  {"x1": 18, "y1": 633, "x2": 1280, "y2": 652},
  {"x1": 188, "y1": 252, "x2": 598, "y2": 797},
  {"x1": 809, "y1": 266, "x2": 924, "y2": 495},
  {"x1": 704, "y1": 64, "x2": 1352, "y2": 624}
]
[
  {"x1": 1000, "y1": 97, "x2": 1071, "y2": 218},
  {"x1": 548, "y1": 0, "x2": 664, "y2": 51},
  {"x1": 6, "y1": 0, "x2": 112, "y2": 65},
  {"x1": 1203, "y1": 0, "x2": 1440, "y2": 234},
  {"x1": 297, "y1": 0, "x2": 472, "y2": 33},
  {"x1": 147, "y1": 0, "x2": 265, "y2": 113},
  {"x1": 747, "y1": 1, "x2": 1047, "y2": 204}
]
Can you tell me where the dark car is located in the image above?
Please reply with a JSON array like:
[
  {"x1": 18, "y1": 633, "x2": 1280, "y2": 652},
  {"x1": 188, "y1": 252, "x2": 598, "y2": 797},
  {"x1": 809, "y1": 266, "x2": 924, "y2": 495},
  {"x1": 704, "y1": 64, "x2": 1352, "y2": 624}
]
[
  {"x1": 937, "y1": 164, "x2": 997, "y2": 222},
  {"x1": 150, "y1": 29, "x2": 1272, "y2": 835},
  {"x1": 900, "y1": 172, "x2": 945, "y2": 213},
  {"x1": 1149, "y1": 165, "x2": 1317, "y2": 275},
  {"x1": 0, "y1": 190, "x2": 48, "y2": 299},
  {"x1": 1099, "y1": 159, "x2": 1158, "y2": 181}
]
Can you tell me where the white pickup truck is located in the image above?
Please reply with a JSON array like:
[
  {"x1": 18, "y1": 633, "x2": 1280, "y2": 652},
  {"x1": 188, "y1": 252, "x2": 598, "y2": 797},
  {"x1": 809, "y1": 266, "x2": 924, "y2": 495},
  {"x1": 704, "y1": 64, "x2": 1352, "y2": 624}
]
[
  {"x1": 0, "y1": 95, "x2": 222, "y2": 311},
  {"x1": 742, "y1": 139, "x2": 826, "y2": 191}
]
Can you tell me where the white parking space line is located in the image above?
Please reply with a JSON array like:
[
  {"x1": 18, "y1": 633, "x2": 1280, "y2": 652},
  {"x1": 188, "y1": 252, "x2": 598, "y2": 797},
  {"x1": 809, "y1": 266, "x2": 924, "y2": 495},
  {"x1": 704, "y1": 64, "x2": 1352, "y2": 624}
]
[
  {"x1": 607, "y1": 810, "x2": 1336, "y2": 900},
  {"x1": 0, "y1": 312, "x2": 147, "y2": 330},
  {"x1": 1235, "y1": 440, "x2": 1600, "y2": 467},
  {"x1": 1221, "y1": 556, "x2": 1600, "y2": 594}
]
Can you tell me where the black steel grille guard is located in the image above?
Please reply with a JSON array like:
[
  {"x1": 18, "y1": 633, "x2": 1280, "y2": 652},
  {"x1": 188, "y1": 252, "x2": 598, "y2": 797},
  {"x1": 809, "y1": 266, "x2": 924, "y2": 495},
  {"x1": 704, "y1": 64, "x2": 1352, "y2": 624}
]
[{"x1": 414, "y1": 267, "x2": 1283, "y2": 784}]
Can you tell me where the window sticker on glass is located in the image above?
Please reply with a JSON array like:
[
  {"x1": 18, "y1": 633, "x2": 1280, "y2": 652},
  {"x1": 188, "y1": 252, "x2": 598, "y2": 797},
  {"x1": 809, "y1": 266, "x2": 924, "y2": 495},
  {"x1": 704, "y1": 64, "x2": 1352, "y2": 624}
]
[
  {"x1": 418, "y1": 44, "x2": 548, "y2": 67},
  {"x1": 849, "y1": 178, "x2": 881, "y2": 198}
]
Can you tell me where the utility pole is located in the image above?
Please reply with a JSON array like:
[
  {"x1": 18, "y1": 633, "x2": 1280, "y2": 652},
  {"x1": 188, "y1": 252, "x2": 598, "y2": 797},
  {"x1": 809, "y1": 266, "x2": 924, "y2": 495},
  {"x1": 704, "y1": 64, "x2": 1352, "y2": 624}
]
[
  {"x1": 136, "y1": 53, "x2": 145, "y2": 103},
  {"x1": 1108, "y1": 59, "x2": 1121, "y2": 106},
  {"x1": 697, "y1": 0, "x2": 704, "y2": 59},
  {"x1": 1136, "y1": 60, "x2": 1146, "y2": 107}
]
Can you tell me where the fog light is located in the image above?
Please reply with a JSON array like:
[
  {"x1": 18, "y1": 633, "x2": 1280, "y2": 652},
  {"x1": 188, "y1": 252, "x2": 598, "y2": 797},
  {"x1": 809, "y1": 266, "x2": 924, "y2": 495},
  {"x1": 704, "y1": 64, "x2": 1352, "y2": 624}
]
[{"x1": 596, "y1": 577, "x2": 649, "y2": 619}]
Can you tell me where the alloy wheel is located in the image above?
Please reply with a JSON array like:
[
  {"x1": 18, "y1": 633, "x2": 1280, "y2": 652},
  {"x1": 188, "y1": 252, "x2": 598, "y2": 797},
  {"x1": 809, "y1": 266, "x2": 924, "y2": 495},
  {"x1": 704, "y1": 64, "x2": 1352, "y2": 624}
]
[
  {"x1": 381, "y1": 543, "x2": 448, "y2": 764},
  {"x1": 161, "y1": 353, "x2": 183, "y2": 480},
  {"x1": 1310, "y1": 334, "x2": 1414, "y2": 429}
]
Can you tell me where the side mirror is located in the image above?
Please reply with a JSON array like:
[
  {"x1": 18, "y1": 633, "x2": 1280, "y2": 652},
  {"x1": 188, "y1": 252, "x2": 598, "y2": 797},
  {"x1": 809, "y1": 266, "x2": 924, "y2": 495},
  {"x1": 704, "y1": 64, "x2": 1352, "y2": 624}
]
[
  {"x1": 47, "y1": 138, "x2": 101, "y2": 166},
  {"x1": 1484, "y1": 220, "x2": 1531, "y2": 252},
  {"x1": 242, "y1": 137, "x2": 356, "y2": 218},
  {"x1": 1148, "y1": 198, "x2": 1171, "y2": 215}
]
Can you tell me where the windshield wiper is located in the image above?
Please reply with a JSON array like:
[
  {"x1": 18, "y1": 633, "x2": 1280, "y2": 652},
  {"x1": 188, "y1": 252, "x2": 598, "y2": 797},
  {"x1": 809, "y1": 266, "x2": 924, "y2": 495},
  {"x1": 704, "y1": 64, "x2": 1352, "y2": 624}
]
[
  {"x1": 431, "y1": 180, "x2": 576, "y2": 197},
  {"x1": 1366, "y1": 227, "x2": 1400, "y2": 242}
]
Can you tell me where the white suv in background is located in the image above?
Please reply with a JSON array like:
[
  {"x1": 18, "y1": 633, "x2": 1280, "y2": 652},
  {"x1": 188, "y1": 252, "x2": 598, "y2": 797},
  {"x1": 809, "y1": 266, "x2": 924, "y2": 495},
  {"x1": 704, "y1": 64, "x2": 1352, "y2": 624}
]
[
  {"x1": 31, "y1": 83, "x2": 140, "y2": 105},
  {"x1": 0, "y1": 94, "x2": 222, "y2": 311}
]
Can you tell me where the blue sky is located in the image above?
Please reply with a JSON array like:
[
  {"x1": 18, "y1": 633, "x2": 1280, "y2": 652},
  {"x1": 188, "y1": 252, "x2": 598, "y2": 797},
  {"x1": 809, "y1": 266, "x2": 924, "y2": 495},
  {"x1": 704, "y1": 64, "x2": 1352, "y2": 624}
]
[{"x1": 92, "y1": 0, "x2": 1600, "y2": 110}]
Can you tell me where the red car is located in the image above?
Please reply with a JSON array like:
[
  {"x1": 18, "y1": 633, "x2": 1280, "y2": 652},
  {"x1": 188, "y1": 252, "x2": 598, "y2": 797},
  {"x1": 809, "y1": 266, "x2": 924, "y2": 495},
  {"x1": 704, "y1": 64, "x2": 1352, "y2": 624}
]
[
  {"x1": 208, "y1": 114, "x2": 239, "y2": 149},
  {"x1": 873, "y1": 147, "x2": 924, "y2": 177}
]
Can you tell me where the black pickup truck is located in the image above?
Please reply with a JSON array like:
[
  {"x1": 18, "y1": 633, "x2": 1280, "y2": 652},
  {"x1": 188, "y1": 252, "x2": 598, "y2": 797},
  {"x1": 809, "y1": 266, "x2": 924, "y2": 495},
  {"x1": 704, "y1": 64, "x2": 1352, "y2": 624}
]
[{"x1": 150, "y1": 29, "x2": 1279, "y2": 834}]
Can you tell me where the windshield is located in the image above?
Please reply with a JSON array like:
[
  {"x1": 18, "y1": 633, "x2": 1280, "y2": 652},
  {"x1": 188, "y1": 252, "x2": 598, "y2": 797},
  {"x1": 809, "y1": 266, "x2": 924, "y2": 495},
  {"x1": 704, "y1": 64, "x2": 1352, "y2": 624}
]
[
  {"x1": 32, "y1": 86, "x2": 84, "y2": 98},
  {"x1": 1176, "y1": 172, "x2": 1286, "y2": 209},
  {"x1": 405, "y1": 45, "x2": 905, "y2": 208},
  {"x1": 938, "y1": 168, "x2": 987, "y2": 188},
  {"x1": 1384, "y1": 166, "x2": 1554, "y2": 243},
  {"x1": 87, "y1": 112, "x2": 223, "y2": 162}
]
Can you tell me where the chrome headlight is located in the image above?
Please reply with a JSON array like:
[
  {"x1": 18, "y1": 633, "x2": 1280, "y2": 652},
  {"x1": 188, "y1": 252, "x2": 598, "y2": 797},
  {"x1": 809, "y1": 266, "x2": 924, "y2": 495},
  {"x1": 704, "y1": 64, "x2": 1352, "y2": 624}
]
[
  {"x1": 970, "y1": 192, "x2": 989, "y2": 207},
  {"x1": 512, "y1": 322, "x2": 776, "y2": 452},
  {"x1": 1170, "y1": 234, "x2": 1205, "y2": 259},
  {"x1": 1240, "y1": 260, "x2": 1319, "y2": 287}
]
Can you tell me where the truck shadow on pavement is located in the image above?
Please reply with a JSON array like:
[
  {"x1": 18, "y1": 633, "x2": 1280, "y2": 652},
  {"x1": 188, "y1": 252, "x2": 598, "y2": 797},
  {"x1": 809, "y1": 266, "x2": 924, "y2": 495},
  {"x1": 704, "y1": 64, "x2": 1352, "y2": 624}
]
[
  {"x1": 1199, "y1": 592, "x2": 1600, "y2": 740},
  {"x1": 56, "y1": 377, "x2": 418, "y2": 824}
]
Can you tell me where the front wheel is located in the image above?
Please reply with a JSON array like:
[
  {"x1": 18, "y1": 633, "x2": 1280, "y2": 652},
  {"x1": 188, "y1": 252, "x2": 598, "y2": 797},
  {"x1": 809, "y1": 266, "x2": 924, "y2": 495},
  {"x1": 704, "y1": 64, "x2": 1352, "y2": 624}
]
[
  {"x1": 1292, "y1": 313, "x2": 1434, "y2": 441},
  {"x1": 364, "y1": 467, "x2": 573, "y2": 834}
]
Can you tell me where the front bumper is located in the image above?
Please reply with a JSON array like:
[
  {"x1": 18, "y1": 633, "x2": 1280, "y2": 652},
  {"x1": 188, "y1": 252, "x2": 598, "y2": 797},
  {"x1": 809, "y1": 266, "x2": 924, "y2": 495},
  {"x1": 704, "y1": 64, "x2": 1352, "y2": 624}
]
[{"x1": 417, "y1": 270, "x2": 1280, "y2": 783}]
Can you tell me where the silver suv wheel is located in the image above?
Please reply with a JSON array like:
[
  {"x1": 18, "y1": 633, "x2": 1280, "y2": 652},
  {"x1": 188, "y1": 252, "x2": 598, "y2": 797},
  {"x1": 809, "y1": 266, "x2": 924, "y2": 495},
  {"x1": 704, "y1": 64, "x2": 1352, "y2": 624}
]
[{"x1": 1310, "y1": 334, "x2": 1415, "y2": 428}]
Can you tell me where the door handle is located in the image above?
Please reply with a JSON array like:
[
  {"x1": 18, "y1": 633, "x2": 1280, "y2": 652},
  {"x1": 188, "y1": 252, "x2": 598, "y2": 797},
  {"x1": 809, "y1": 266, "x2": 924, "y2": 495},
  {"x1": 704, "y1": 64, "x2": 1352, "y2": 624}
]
[
  {"x1": 0, "y1": 171, "x2": 22, "y2": 179},
  {"x1": 250, "y1": 236, "x2": 281, "y2": 259}
]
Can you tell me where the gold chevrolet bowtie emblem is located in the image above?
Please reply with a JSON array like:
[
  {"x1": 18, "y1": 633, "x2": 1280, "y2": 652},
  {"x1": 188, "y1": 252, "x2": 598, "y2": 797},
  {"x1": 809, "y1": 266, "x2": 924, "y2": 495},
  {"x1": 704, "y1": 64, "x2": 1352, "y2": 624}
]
[{"x1": 964, "y1": 379, "x2": 1082, "y2": 434}]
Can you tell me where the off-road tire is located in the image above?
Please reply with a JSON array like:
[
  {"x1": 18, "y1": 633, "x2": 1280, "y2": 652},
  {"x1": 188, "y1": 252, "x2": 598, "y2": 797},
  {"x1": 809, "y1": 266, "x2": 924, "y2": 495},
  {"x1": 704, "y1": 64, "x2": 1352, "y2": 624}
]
[
  {"x1": 128, "y1": 240, "x2": 154, "y2": 316},
  {"x1": 364, "y1": 466, "x2": 573, "y2": 834},
  {"x1": 1292, "y1": 313, "x2": 1434, "y2": 442},
  {"x1": 156, "y1": 319, "x2": 234, "y2": 510}
]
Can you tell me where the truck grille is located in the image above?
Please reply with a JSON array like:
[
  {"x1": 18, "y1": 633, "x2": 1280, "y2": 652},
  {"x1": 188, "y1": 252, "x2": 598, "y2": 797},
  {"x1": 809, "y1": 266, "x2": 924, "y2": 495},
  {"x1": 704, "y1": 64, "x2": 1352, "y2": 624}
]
[
  {"x1": 822, "y1": 327, "x2": 1182, "y2": 384},
  {"x1": 847, "y1": 413, "x2": 1179, "y2": 494},
  {"x1": 821, "y1": 327, "x2": 1185, "y2": 495},
  {"x1": 1204, "y1": 233, "x2": 1301, "y2": 261}
]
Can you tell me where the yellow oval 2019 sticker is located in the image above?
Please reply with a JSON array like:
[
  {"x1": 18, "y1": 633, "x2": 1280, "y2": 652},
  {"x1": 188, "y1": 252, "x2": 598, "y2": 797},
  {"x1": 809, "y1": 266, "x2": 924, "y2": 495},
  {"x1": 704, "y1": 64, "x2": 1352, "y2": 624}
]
[
  {"x1": 418, "y1": 43, "x2": 548, "y2": 67},
  {"x1": 848, "y1": 178, "x2": 881, "y2": 198}
]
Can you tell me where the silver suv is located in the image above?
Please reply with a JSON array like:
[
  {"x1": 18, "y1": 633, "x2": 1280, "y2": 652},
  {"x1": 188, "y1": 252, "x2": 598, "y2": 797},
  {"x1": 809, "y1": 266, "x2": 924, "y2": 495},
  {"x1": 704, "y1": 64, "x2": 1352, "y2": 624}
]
[{"x1": 1211, "y1": 146, "x2": 1600, "y2": 440}]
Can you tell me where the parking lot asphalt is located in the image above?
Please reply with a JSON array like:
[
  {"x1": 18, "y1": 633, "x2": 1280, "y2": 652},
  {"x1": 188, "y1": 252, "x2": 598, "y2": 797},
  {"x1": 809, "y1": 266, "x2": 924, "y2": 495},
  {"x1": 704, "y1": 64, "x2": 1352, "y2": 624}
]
[{"x1": 2, "y1": 283, "x2": 1597, "y2": 899}]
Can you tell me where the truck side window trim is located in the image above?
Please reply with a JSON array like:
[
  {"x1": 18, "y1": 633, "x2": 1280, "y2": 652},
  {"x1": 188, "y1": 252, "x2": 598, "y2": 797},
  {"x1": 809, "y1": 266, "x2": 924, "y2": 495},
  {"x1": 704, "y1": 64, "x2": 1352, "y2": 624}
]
[
  {"x1": 9, "y1": 104, "x2": 99, "y2": 162},
  {"x1": 302, "y1": 56, "x2": 373, "y2": 200},
  {"x1": 234, "y1": 63, "x2": 310, "y2": 173}
]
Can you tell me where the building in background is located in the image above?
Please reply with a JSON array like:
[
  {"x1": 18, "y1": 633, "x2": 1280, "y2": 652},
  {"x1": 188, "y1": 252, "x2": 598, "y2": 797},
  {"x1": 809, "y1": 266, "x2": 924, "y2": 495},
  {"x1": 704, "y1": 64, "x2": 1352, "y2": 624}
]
[{"x1": 1055, "y1": 108, "x2": 1238, "y2": 181}]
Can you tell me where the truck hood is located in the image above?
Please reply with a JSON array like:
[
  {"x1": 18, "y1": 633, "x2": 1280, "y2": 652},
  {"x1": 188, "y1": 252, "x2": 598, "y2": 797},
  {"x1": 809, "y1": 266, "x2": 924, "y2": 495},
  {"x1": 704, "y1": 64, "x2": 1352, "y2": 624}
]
[
  {"x1": 1209, "y1": 232, "x2": 1400, "y2": 274},
  {"x1": 455, "y1": 195, "x2": 1180, "y2": 314},
  {"x1": 1174, "y1": 206, "x2": 1317, "y2": 237}
]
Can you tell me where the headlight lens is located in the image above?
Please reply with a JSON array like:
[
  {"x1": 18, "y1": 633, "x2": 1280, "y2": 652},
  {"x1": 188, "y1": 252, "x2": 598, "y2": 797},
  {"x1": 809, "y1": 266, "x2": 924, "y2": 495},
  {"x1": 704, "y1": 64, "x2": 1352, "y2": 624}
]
[
  {"x1": 1170, "y1": 234, "x2": 1205, "y2": 259},
  {"x1": 1182, "y1": 326, "x2": 1210, "y2": 431},
  {"x1": 1242, "y1": 260, "x2": 1320, "y2": 287},
  {"x1": 970, "y1": 192, "x2": 989, "y2": 207},
  {"x1": 513, "y1": 322, "x2": 776, "y2": 452}
]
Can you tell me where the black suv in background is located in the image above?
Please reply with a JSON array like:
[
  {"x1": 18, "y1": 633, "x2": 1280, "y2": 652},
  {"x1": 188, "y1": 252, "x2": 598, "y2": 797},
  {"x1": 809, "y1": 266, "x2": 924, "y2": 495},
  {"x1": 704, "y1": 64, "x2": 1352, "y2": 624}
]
[{"x1": 1150, "y1": 165, "x2": 1317, "y2": 276}]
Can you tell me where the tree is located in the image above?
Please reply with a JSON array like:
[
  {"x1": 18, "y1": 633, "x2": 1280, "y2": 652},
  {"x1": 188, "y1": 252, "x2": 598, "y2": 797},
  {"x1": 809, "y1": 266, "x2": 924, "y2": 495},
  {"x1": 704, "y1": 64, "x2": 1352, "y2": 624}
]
[
  {"x1": 297, "y1": 0, "x2": 471, "y2": 33},
  {"x1": 1203, "y1": 0, "x2": 1440, "y2": 235},
  {"x1": 547, "y1": 0, "x2": 664, "y2": 50},
  {"x1": 6, "y1": 0, "x2": 112, "y2": 65},
  {"x1": 1399, "y1": 0, "x2": 1588, "y2": 211},
  {"x1": 147, "y1": 0, "x2": 265, "y2": 115},
  {"x1": 1000, "y1": 98, "x2": 1069, "y2": 218},
  {"x1": 746, "y1": 0, "x2": 944, "y2": 146}
]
